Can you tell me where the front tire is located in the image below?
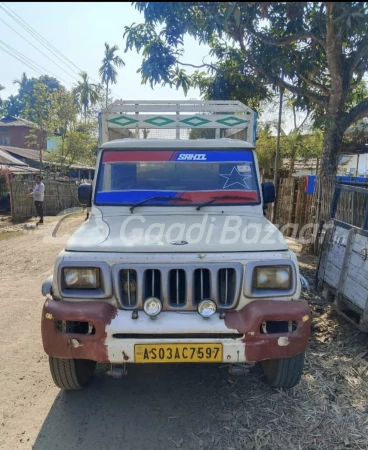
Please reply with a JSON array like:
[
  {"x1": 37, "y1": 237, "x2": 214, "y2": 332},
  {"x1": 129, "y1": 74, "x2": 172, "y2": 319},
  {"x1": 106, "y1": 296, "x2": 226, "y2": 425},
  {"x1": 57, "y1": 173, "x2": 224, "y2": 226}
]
[
  {"x1": 261, "y1": 352, "x2": 305, "y2": 388},
  {"x1": 49, "y1": 357, "x2": 96, "y2": 390}
]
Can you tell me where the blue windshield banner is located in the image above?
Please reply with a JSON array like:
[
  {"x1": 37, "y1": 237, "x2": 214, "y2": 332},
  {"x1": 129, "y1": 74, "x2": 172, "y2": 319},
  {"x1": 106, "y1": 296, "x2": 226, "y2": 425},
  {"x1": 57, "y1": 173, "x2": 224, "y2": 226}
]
[{"x1": 102, "y1": 150, "x2": 254, "y2": 163}]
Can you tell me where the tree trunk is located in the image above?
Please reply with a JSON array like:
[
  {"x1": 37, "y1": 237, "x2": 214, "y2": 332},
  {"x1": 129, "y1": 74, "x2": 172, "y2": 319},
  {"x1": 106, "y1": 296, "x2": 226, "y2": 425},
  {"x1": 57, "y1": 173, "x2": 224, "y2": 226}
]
[
  {"x1": 320, "y1": 3, "x2": 345, "y2": 178},
  {"x1": 320, "y1": 117, "x2": 346, "y2": 177},
  {"x1": 106, "y1": 82, "x2": 109, "y2": 108},
  {"x1": 289, "y1": 150, "x2": 296, "y2": 177}
]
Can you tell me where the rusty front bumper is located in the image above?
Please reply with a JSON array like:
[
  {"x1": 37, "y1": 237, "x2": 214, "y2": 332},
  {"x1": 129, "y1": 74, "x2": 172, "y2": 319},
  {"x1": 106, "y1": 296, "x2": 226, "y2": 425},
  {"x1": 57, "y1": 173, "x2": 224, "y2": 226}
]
[{"x1": 41, "y1": 299, "x2": 311, "y2": 363}]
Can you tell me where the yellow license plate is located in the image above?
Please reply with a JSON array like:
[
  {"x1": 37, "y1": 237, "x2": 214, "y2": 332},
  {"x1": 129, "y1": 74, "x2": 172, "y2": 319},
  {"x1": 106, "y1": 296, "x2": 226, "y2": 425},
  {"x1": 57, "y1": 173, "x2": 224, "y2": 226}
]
[{"x1": 134, "y1": 343, "x2": 223, "y2": 363}]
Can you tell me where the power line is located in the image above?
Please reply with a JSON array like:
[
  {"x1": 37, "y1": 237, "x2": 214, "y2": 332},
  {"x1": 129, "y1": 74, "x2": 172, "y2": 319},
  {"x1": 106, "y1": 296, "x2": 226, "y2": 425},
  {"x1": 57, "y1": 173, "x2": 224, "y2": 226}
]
[
  {"x1": 0, "y1": 13, "x2": 79, "y2": 82},
  {"x1": 1, "y1": 1, "x2": 122, "y2": 99},
  {"x1": 0, "y1": 2, "x2": 79, "y2": 74},
  {"x1": 0, "y1": 43, "x2": 44, "y2": 76},
  {"x1": 1, "y1": 2, "x2": 82, "y2": 72},
  {"x1": 0, "y1": 39, "x2": 73, "y2": 87}
]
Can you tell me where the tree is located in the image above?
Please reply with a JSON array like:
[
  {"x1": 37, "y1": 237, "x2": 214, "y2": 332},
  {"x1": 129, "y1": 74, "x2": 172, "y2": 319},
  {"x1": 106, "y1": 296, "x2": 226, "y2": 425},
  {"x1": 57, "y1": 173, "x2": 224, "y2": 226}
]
[
  {"x1": 51, "y1": 90, "x2": 79, "y2": 173},
  {"x1": 1, "y1": 73, "x2": 63, "y2": 119},
  {"x1": 73, "y1": 71, "x2": 101, "y2": 122},
  {"x1": 13, "y1": 72, "x2": 29, "y2": 92},
  {"x1": 125, "y1": 2, "x2": 368, "y2": 177},
  {"x1": 99, "y1": 43, "x2": 125, "y2": 108},
  {"x1": 23, "y1": 81, "x2": 55, "y2": 172},
  {"x1": 0, "y1": 84, "x2": 4, "y2": 107},
  {"x1": 47, "y1": 90, "x2": 98, "y2": 174},
  {"x1": 48, "y1": 128, "x2": 97, "y2": 173},
  {"x1": 0, "y1": 95, "x2": 21, "y2": 116}
]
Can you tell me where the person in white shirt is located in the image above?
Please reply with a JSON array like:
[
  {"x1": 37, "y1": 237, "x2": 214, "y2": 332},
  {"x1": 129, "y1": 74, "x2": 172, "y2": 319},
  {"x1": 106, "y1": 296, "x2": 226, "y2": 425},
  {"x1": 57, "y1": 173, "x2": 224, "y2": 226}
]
[{"x1": 27, "y1": 175, "x2": 45, "y2": 225}]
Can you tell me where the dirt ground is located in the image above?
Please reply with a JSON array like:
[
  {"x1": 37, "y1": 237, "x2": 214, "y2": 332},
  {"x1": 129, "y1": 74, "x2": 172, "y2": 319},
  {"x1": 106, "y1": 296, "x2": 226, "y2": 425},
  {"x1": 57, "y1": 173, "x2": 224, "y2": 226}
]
[{"x1": 0, "y1": 214, "x2": 368, "y2": 450}]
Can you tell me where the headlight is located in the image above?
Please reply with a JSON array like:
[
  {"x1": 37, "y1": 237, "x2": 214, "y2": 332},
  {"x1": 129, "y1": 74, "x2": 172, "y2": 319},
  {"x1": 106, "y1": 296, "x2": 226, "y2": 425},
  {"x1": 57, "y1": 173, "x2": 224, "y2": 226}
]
[
  {"x1": 63, "y1": 268, "x2": 100, "y2": 289},
  {"x1": 143, "y1": 297, "x2": 162, "y2": 317},
  {"x1": 253, "y1": 266, "x2": 291, "y2": 290},
  {"x1": 197, "y1": 299, "x2": 216, "y2": 318}
]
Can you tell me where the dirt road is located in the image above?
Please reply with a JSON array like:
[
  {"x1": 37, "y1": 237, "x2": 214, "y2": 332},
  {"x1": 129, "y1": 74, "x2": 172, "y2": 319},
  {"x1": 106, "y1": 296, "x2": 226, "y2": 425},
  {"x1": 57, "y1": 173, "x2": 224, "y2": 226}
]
[{"x1": 1, "y1": 215, "x2": 368, "y2": 450}]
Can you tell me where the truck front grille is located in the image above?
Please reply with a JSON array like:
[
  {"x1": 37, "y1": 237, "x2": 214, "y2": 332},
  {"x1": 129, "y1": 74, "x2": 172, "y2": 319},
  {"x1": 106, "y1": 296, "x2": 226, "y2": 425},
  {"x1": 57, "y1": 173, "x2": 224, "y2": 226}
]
[
  {"x1": 120, "y1": 269, "x2": 138, "y2": 307},
  {"x1": 144, "y1": 269, "x2": 161, "y2": 300},
  {"x1": 113, "y1": 263, "x2": 243, "y2": 311},
  {"x1": 194, "y1": 268, "x2": 211, "y2": 304},
  {"x1": 169, "y1": 269, "x2": 186, "y2": 306},
  {"x1": 218, "y1": 268, "x2": 236, "y2": 306}
]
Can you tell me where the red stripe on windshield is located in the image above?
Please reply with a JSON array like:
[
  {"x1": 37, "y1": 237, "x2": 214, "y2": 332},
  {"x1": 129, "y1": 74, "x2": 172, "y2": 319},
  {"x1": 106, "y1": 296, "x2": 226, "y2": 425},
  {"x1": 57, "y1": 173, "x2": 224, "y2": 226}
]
[
  {"x1": 176, "y1": 190, "x2": 258, "y2": 203},
  {"x1": 102, "y1": 151, "x2": 173, "y2": 163}
]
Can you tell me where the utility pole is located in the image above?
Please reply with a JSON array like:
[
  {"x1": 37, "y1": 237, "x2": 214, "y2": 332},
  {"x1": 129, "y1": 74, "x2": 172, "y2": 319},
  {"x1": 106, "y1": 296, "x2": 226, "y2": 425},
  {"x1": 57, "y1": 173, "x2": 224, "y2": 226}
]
[{"x1": 272, "y1": 82, "x2": 284, "y2": 222}]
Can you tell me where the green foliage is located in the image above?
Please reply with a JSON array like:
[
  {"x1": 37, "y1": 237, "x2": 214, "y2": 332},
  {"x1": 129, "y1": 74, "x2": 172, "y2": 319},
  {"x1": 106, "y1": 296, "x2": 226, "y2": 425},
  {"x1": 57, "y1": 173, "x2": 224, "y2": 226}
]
[
  {"x1": 99, "y1": 43, "x2": 125, "y2": 107},
  {"x1": 256, "y1": 125, "x2": 323, "y2": 174},
  {"x1": 23, "y1": 81, "x2": 55, "y2": 157},
  {"x1": 125, "y1": 2, "x2": 368, "y2": 175},
  {"x1": 53, "y1": 90, "x2": 79, "y2": 139},
  {"x1": 73, "y1": 71, "x2": 101, "y2": 122},
  {"x1": 189, "y1": 128, "x2": 216, "y2": 140},
  {"x1": 48, "y1": 128, "x2": 97, "y2": 173},
  {"x1": 0, "y1": 84, "x2": 4, "y2": 107},
  {"x1": 1, "y1": 73, "x2": 63, "y2": 119},
  {"x1": 0, "y1": 71, "x2": 99, "y2": 173},
  {"x1": 0, "y1": 168, "x2": 11, "y2": 197}
]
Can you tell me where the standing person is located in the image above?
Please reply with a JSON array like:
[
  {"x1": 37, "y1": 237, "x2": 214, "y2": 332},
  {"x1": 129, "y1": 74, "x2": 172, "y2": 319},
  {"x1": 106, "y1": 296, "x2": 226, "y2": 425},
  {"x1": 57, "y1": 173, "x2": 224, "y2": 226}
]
[{"x1": 27, "y1": 175, "x2": 45, "y2": 225}]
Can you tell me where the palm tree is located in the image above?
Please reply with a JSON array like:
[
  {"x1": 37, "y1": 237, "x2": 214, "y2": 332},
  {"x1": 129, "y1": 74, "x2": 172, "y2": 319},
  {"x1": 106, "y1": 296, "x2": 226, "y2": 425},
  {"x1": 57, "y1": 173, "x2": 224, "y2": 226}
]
[
  {"x1": 73, "y1": 71, "x2": 100, "y2": 122},
  {"x1": 99, "y1": 43, "x2": 125, "y2": 108},
  {"x1": 13, "y1": 72, "x2": 29, "y2": 94}
]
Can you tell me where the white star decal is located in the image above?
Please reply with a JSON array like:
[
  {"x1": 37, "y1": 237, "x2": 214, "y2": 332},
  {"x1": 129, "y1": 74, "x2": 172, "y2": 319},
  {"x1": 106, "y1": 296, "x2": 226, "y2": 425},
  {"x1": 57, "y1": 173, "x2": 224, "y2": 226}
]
[{"x1": 220, "y1": 166, "x2": 252, "y2": 189}]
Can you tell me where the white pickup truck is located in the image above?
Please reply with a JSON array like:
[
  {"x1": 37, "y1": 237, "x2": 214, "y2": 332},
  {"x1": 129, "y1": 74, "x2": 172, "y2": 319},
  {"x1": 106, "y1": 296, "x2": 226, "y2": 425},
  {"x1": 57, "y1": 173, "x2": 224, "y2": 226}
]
[{"x1": 41, "y1": 101, "x2": 311, "y2": 390}]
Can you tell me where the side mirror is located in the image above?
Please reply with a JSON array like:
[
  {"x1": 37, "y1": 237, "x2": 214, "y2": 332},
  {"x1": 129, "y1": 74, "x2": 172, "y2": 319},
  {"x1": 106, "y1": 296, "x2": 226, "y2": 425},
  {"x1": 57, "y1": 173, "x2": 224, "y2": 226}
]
[
  {"x1": 78, "y1": 183, "x2": 92, "y2": 207},
  {"x1": 262, "y1": 182, "x2": 275, "y2": 204}
]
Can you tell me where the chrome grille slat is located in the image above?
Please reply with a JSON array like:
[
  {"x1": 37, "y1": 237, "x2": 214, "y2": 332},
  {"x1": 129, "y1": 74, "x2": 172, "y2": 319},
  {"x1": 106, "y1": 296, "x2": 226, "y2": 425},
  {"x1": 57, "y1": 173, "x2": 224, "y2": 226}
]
[
  {"x1": 225, "y1": 269, "x2": 228, "y2": 305},
  {"x1": 127, "y1": 269, "x2": 131, "y2": 306},
  {"x1": 120, "y1": 269, "x2": 138, "y2": 308},
  {"x1": 112, "y1": 264, "x2": 242, "y2": 311},
  {"x1": 176, "y1": 269, "x2": 179, "y2": 305},
  {"x1": 218, "y1": 268, "x2": 236, "y2": 307},
  {"x1": 200, "y1": 269, "x2": 204, "y2": 301},
  {"x1": 152, "y1": 270, "x2": 155, "y2": 297}
]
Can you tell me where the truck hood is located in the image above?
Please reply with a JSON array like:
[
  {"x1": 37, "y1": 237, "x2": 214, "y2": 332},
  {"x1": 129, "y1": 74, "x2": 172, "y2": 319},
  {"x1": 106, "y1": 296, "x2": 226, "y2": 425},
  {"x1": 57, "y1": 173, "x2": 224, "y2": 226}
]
[{"x1": 66, "y1": 211, "x2": 288, "y2": 253}]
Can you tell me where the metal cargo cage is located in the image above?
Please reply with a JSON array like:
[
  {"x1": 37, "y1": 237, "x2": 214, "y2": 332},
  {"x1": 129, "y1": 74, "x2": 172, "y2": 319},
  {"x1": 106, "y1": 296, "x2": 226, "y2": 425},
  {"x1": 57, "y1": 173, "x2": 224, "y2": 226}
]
[{"x1": 98, "y1": 100, "x2": 257, "y2": 146}]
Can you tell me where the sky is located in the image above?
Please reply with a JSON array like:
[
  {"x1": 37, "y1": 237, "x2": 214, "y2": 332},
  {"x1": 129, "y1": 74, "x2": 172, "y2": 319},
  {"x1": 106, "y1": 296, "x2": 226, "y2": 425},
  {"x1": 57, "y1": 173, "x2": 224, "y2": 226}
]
[{"x1": 0, "y1": 2, "x2": 210, "y2": 100}]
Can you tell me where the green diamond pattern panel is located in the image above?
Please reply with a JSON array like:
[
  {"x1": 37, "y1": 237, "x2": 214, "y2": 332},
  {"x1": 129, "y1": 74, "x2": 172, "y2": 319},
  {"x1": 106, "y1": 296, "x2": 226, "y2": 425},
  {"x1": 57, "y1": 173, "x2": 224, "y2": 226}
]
[
  {"x1": 109, "y1": 116, "x2": 139, "y2": 127},
  {"x1": 144, "y1": 116, "x2": 175, "y2": 127},
  {"x1": 180, "y1": 116, "x2": 211, "y2": 127},
  {"x1": 216, "y1": 116, "x2": 248, "y2": 127}
]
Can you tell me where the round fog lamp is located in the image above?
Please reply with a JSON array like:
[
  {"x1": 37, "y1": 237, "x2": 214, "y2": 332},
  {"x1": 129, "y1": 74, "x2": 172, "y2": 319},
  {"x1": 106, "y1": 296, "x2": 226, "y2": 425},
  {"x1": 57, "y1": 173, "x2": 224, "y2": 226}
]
[
  {"x1": 198, "y1": 299, "x2": 216, "y2": 318},
  {"x1": 143, "y1": 297, "x2": 162, "y2": 317}
]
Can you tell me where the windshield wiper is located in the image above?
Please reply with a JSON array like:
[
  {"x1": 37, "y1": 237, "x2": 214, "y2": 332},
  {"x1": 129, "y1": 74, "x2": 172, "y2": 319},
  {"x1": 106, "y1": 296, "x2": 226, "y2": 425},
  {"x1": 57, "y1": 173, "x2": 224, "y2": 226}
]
[
  {"x1": 130, "y1": 196, "x2": 191, "y2": 213},
  {"x1": 196, "y1": 195, "x2": 254, "y2": 211}
]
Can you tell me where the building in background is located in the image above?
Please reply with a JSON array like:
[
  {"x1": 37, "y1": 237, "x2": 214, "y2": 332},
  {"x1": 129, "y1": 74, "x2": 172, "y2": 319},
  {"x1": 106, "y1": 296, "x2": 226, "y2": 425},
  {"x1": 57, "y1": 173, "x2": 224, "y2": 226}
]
[{"x1": 0, "y1": 115, "x2": 46, "y2": 150}]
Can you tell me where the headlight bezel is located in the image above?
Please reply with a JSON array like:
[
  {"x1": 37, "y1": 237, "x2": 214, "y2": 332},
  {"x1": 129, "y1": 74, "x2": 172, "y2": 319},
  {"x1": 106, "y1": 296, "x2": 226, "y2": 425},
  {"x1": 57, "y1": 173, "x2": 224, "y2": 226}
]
[
  {"x1": 58, "y1": 261, "x2": 112, "y2": 299},
  {"x1": 244, "y1": 260, "x2": 297, "y2": 298},
  {"x1": 63, "y1": 267, "x2": 101, "y2": 290},
  {"x1": 253, "y1": 266, "x2": 292, "y2": 290}
]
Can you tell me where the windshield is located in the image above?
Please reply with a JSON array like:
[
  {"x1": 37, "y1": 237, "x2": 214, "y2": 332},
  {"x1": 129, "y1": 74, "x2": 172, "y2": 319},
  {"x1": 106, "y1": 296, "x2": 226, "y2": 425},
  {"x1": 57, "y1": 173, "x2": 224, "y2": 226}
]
[{"x1": 95, "y1": 149, "x2": 260, "y2": 206}]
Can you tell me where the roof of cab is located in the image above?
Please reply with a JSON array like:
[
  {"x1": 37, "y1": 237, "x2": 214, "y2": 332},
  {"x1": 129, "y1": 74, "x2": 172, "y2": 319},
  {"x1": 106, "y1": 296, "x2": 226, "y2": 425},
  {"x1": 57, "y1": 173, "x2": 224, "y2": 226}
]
[{"x1": 100, "y1": 138, "x2": 255, "y2": 150}]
